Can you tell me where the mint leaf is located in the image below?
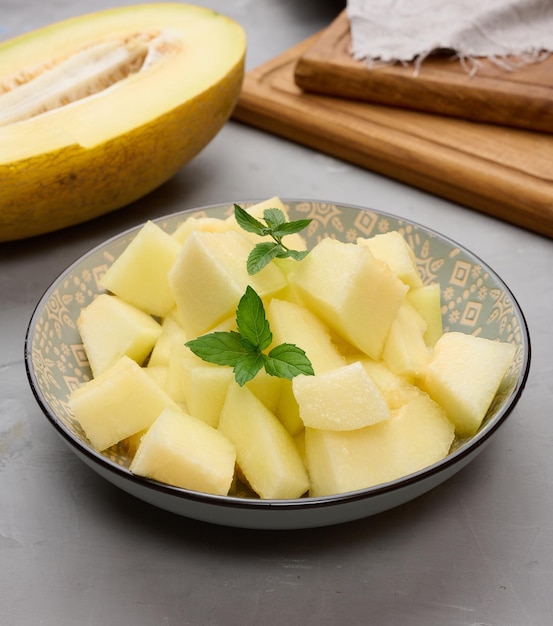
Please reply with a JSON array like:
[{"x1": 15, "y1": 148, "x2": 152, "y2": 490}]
[
  {"x1": 265, "y1": 343, "x2": 315, "y2": 379},
  {"x1": 233, "y1": 204, "x2": 268, "y2": 236},
  {"x1": 233, "y1": 204, "x2": 312, "y2": 275},
  {"x1": 236, "y1": 286, "x2": 272, "y2": 351},
  {"x1": 234, "y1": 353, "x2": 266, "y2": 386},
  {"x1": 184, "y1": 285, "x2": 314, "y2": 386},
  {"x1": 262, "y1": 208, "x2": 286, "y2": 230},
  {"x1": 247, "y1": 242, "x2": 283, "y2": 275},
  {"x1": 269, "y1": 219, "x2": 312, "y2": 238},
  {"x1": 185, "y1": 331, "x2": 251, "y2": 367},
  {"x1": 286, "y1": 249, "x2": 310, "y2": 261}
]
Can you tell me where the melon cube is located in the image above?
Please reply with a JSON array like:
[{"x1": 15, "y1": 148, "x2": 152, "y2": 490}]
[
  {"x1": 267, "y1": 299, "x2": 345, "y2": 374},
  {"x1": 292, "y1": 361, "x2": 390, "y2": 431},
  {"x1": 382, "y1": 300, "x2": 431, "y2": 379},
  {"x1": 130, "y1": 407, "x2": 236, "y2": 496},
  {"x1": 275, "y1": 381, "x2": 304, "y2": 436},
  {"x1": 424, "y1": 332, "x2": 517, "y2": 436},
  {"x1": 288, "y1": 238, "x2": 407, "y2": 359},
  {"x1": 305, "y1": 389, "x2": 455, "y2": 496},
  {"x1": 100, "y1": 220, "x2": 181, "y2": 317},
  {"x1": 407, "y1": 283, "x2": 443, "y2": 347},
  {"x1": 387, "y1": 391, "x2": 455, "y2": 473},
  {"x1": 218, "y1": 383, "x2": 309, "y2": 499},
  {"x1": 165, "y1": 340, "x2": 193, "y2": 405},
  {"x1": 167, "y1": 334, "x2": 282, "y2": 424},
  {"x1": 224, "y1": 196, "x2": 289, "y2": 232},
  {"x1": 77, "y1": 293, "x2": 162, "y2": 377},
  {"x1": 69, "y1": 355, "x2": 179, "y2": 451},
  {"x1": 357, "y1": 231, "x2": 423, "y2": 288},
  {"x1": 329, "y1": 330, "x2": 366, "y2": 361},
  {"x1": 168, "y1": 230, "x2": 287, "y2": 337},
  {"x1": 168, "y1": 343, "x2": 233, "y2": 426},
  {"x1": 294, "y1": 429, "x2": 306, "y2": 466},
  {"x1": 245, "y1": 367, "x2": 283, "y2": 414},
  {"x1": 265, "y1": 297, "x2": 343, "y2": 434},
  {"x1": 359, "y1": 358, "x2": 420, "y2": 409},
  {"x1": 145, "y1": 364, "x2": 169, "y2": 390},
  {"x1": 172, "y1": 215, "x2": 231, "y2": 244},
  {"x1": 164, "y1": 316, "x2": 236, "y2": 416},
  {"x1": 147, "y1": 311, "x2": 187, "y2": 368}
]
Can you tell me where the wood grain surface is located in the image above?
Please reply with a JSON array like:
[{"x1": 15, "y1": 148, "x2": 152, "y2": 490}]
[
  {"x1": 294, "y1": 11, "x2": 553, "y2": 134},
  {"x1": 232, "y1": 34, "x2": 553, "y2": 239}
]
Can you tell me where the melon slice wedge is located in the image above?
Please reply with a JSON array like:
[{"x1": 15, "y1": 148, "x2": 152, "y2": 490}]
[{"x1": 0, "y1": 4, "x2": 246, "y2": 241}]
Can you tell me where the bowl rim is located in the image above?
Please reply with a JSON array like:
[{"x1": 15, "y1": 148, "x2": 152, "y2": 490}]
[{"x1": 24, "y1": 198, "x2": 532, "y2": 512}]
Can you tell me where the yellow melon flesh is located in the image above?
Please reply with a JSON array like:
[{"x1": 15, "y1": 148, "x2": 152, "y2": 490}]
[
  {"x1": 358, "y1": 358, "x2": 421, "y2": 409},
  {"x1": 145, "y1": 365, "x2": 169, "y2": 391},
  {"x1": 172, "y1": 216, "x2": 231, "y2": 245},
  {"x1": 147, "y1": 311, "x2": 188, "y2": 368},
  {"x1": 224, "y1": 197, "x2": 290, "y2": 229},
  {"x1": 100, "y1": 220, "x2": 182, "y2": 317},
  {"x1": 130, "y1": 406, "x2": 236, "y2": 496},
  {"x1": 168, "y1": 230, "x2": 287, "y2": 337},
  {"x1": 167, "y1": 342, "x2": 233, "y2": 424},
  {"x1": 407, "y1": 283, "x2": 444, "y2": 347},
  {"x1": 305, "y1": 390, "x2": 455, "y2": 496},
  {"x1": 245, "y1": 368, "x2": 284, "y2": 415},
  {"x1": 292, "y1": 361, "x2": 390, "y2": 431},
  {"x1": 267, "y1": 299, "x2": 345, "y2": 375},
  {"x1": 218, "y1": 383, "x2": 309, "y2": 500},
  {"x1": 275, "y1": 381, "x2": 305, "y2": 436},
  {"x1": 77, "y1": 293, "x2": 162, "y2": 377},
  {"x1": 288, "y1": 238, "x2": 408, "y2": 359},
  {"x1": 69, "y1": 355, "x2": 179, "y2": 451},
  {"x1": 424, "y1": 332, "x2": 517, "y2": 437},
  {"x1": 0, "y1": 4, "x2": 246, "y2": 241},
  {"x1": 357, "y1": 231, "x2": 423, "y2": 288},
  {"x1": 382, "y1": 300, "x2": 431, "y2": 380},
  {"x1": 267, "y1": 298, "x2": 346, "y2": 434}
]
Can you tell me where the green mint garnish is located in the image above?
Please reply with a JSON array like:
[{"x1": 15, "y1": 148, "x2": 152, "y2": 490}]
[
  {"x1": 234, "y1": 204, "x2": 311, "y2": 275},
  {"x1": 185, "y1": 286, "x2": 314, "y2": 386}
]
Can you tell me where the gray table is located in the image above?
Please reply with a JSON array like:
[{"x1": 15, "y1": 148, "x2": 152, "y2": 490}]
[{"x1": 1, "y1": 1, "x2": 551, "y2": 624}]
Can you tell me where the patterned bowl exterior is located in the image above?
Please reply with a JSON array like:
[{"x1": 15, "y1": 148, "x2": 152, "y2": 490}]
[{"x1": 25, "y1": 200, "x2": 530, "y2": 527}]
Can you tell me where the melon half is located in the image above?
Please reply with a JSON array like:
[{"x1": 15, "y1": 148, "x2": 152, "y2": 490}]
[{"x1": 0, "y1": 4, "x2": 246, "y2": 241}]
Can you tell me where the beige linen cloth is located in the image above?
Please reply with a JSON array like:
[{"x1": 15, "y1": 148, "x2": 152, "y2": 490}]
[{"x1": 348, "y1": 0, "x2": 553, "y2": 68}]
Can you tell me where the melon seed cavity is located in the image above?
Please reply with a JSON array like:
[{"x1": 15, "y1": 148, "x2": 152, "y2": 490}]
[{"x1": 0, "y1": 32, "x2": 179, "y2": 126}]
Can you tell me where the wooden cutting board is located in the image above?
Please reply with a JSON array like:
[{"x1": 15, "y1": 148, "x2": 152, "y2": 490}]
[
  {"x1": 294, "y1": 11, "x2": 553, "y2": 133},
  {"x1": 232, "y1": 34, "x2": 553, "y2": 239}
]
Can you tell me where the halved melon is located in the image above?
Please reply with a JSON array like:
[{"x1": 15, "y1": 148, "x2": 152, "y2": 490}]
[{"x1": 0, "y1": 4, "x2": 246, "y2": 241}]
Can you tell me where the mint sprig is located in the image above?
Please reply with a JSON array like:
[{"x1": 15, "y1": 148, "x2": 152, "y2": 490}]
[
  {"x1": 234, "y1": 204, "x2": 311, "y2": 275},
  {"x1": 185, "y1": 286, "x2": 314, "y2": 386}
]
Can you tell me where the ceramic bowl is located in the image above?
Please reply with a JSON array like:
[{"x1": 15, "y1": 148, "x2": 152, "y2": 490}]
[{"x1": 25, "y1": 200, "x2": 531, "y2": 529}]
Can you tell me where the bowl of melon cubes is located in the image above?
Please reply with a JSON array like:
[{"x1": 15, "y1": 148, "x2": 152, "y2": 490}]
[{"x1": 25, "y1": 197, "x2": 530, "y2": 529}]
